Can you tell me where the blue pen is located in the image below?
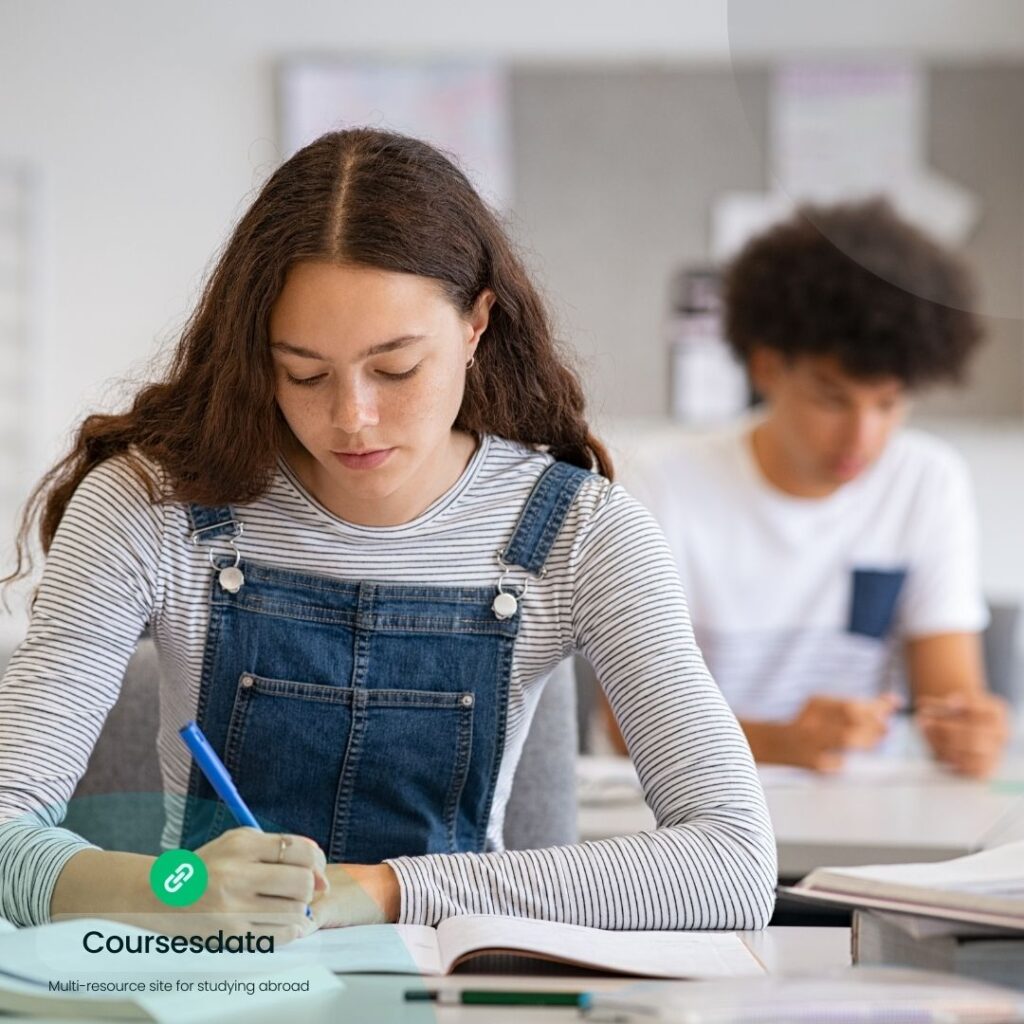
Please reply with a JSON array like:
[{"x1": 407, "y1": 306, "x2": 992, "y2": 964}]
[{"x1": 179, "y1": 720, "x2": 313, "y2": 919}]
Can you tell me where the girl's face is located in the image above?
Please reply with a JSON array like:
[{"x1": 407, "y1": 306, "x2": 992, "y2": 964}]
[{"x1": 269, "y1": 261, "x2": 493, "y2": 525}]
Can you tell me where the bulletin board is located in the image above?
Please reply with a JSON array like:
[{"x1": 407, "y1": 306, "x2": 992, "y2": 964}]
[{"x1": 277, "y1": 59, "x2": 512, "y2": 211}]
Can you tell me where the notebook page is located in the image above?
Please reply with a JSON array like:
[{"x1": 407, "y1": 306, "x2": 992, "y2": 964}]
[
  {"x1": 435, "y1": 916, "x2": 764, "y2": 978},
  {"x1": 809, "y1": 839, "x2": 1024, "y2": 896},
  {"x1": 272, "y1": 924, "x2": 442, "y2": 974}
]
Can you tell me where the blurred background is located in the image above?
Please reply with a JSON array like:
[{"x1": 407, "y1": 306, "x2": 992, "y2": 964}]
[{"x1": 1, "y1": 0, "x2": 1022, "y2": 687}]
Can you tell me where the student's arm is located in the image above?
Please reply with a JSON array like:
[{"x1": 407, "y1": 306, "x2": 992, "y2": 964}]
[
  {"x1": 0, "y1": 457, "x2": 162, "y2": 926},
  {"x1": 0, "y1": 457, "x2": 328, "y2": 937},
  {"x1": 898, "y1": 448, "x2": 1007, "y2": 778},
  {"x1": 383, "y1": 482, "x2": 777, "y2": 930},
  {"x1": 738, "y1": 696, "x2": 900, "y2": 773},
  {"x1": 907, "y1": 632, "x2": 1009, "y2": 778},
  {"x1": 601, "y1": 680, "x2": 897, "y2": 773}
]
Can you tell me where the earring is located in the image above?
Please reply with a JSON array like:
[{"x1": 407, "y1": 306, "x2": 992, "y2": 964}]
[{"x1": 466, "y1": 355, "x2": 476, "y2": 369}]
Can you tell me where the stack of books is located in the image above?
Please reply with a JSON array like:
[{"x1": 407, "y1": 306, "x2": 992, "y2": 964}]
[
  {"x1": 852, "y1": 910, "x2": 1023, "y2": 989},
  {"x1": 781, "y1": 838, "x2": 1024, "y2": 989}
]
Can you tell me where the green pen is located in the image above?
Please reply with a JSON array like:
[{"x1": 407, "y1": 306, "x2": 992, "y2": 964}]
[{"x1": 404, "y1": 989, "x2": 587, "y2": 1006}]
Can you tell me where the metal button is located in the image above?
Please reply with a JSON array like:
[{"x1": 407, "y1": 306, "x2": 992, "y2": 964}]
[
  {"x1": 240, "y1": 674, "x2": 254, "y2": 689},
  {"x1": 492, "y1": 592, "x2": 518, "y2": 620},
  {"x1": 219, "y1": 565, "x2": 244, "y2": 593},
  {"x1": 461, "y1": 694, "x2": 475, "y2": 707}
]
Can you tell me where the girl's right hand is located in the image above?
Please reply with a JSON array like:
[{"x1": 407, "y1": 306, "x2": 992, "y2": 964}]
[{"x1": 187, "y1": 828, "x2": 330, "y2": 945}]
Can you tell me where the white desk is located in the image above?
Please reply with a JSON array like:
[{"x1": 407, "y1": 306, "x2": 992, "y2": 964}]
[
  {"x1": 578, "y1": 722, "x2": 1024, "y2": 877},
  {"x1": 327, "y1": 927, "x2": 852, "y2": 1024},
  {"x1": 13, "y1": 928, "x2": 850, "y2": 1023},
  {"x1": 342, "y1": 933, "x2": 847, "y2": 1019}
]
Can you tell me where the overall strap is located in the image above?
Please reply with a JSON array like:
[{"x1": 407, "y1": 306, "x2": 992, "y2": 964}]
[
  {"x1": 186, "y1": 504, "x2": 242, "y2": 546},
  {"x1": 500, "y1": 461, "x2": 593, "y2": 576}
]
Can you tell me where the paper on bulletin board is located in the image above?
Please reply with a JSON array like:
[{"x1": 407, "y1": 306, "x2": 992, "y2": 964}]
[
  {"x1": 278, "y1": 61, "x2": 511, "y2": 211},
  {"x1": 772, "y1": 63, "x2": 925, "y2": 199},
  {"x1": 712, "y1": 63, "x2": 979, "y2": 260}
]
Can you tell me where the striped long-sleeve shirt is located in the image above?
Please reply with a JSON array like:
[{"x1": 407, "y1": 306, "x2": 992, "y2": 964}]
[{"x1": 0, "y1": 434, "x2": 776, "y2": 928}]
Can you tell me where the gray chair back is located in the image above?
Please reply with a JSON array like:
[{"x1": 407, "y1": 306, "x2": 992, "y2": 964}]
[{"x1": 984, "y1": 601, "x2": 1023, "y2": 708}]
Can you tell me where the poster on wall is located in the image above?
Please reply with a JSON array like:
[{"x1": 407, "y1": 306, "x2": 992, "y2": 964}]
[
  {"x1": 278, "y1": 60, "x2": 511, "y2": 211},
  {"x1": 712, "y1": 62, "x2": 979, "y2": 266},
  {"x1": 772, "y1": 63, "x2": 925, "y2": 200}
]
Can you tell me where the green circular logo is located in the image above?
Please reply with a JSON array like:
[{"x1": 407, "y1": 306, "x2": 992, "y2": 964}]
[{"x1": 150, "y1": 850, "x2": 208, "y2": 907}]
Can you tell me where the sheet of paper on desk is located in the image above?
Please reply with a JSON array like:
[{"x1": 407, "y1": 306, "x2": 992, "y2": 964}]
[
  {"x1": 807, "y1": 839, "x2": 1024, "y2": 897},
  {"x1": 581, "y1": 970, "x2": 1024, "y2": 1023},
  {"x1": 271, "y1": 924, "x2": 442, "y2": 974}
]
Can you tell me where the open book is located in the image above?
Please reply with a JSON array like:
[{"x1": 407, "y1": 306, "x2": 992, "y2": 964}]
[
  {"x1": 273, "y1": 915, "x2": 765, "y2": 978},
  {"x1": 783, "y1": 839, "x2": 1024, "y2": 930},
  {"x1": 0, "y1": 914, "x2": 762, "y2": 1018}
]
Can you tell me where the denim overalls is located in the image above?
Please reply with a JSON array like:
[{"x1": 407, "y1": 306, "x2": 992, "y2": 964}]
[{"x1": 178, "y1": 459, "x2": 589, "y2": 863}]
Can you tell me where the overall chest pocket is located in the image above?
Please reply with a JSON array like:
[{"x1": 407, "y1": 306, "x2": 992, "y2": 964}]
[{"x1": 217, "y1": 673, "x2": 475, "y2": 862}]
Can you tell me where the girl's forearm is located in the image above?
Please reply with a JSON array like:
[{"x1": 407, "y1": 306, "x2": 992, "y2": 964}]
[{"x1": 51, "y1": 847, "x2": 167, "y2": 926}]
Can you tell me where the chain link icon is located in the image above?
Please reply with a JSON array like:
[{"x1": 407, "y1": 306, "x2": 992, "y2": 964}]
[{"x1": 163, "y1": 861, "x2": 195, "y2": 894}]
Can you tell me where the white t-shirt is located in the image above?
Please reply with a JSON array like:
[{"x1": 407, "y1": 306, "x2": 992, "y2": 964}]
[{"x1": 623, "y1": 419, "x2": 989, "y2": 722}]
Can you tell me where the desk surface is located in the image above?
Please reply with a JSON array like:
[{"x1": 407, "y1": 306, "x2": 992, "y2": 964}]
[
  {"x1": 15, "y1": 928, "x2": 850, "y2": 1024},
  {"x1": 578, "y1": 721, "x2": 1024, "y2": 877},
  {"x1": 339, "y1": 927, "x2": 851, "y2": 1023}
]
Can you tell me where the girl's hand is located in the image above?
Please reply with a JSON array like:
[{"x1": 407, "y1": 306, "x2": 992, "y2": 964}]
[
  {"x1": 188, "y1": 828, "x2": 330, "y2": 945},
  {"x1": 311, "y1": 863, "x2": 400, "y2": 928}
]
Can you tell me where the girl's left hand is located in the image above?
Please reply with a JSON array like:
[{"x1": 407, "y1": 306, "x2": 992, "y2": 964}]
[{"x1": 309, "y1": 863, "x2": 401, "y2": 928}]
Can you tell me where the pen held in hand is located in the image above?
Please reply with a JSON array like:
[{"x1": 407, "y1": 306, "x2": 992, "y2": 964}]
[{"x1": 179, "y1": 719, "x2": 314, "y2": 920}]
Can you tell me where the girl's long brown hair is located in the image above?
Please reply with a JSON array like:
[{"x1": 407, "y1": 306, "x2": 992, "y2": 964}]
[{"x1": 4, "y1": 128, "x2": 612, "y2": 593}]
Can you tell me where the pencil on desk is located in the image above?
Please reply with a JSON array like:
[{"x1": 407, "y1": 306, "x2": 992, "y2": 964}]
[{"x1": 404, "y1": 989, "x2": 586, "y2": 1006}]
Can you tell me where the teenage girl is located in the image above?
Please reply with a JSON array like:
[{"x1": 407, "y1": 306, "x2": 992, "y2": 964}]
[{"x1": 0, "y1": 129, "x2": 775, "y2": 939}]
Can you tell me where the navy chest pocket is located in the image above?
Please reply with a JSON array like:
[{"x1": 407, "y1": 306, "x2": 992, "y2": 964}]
[{"x1": 848, "y1": 568, "x2": 908, "y2": 640}]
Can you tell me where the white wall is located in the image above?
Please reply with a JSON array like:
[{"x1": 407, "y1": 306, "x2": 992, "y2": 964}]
[
  {"x1": 1, "y1": 0, "x2": 1023, "y2": 640},
  {"x1": 2, "y1": 0, "x2": 1023, "y2": 473}
]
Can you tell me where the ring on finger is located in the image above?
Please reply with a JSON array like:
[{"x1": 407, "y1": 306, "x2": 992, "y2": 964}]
[{"x1": 277, "y1": 834, "x2": 290, "y2": 864}]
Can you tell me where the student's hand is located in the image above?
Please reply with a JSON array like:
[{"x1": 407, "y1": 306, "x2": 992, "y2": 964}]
[
  {"x1": 774, "y1": 693, "x2": 902, "y2": 772},
  {"x1": 189, "y1": 828, "x2": 329, "y2": 944},
  {"x1": 312, "y1": 863, "x2": 401, "y2": 928},
  {"x1": 915, "y1": 691, "x2": 1010, "y2": 779}
]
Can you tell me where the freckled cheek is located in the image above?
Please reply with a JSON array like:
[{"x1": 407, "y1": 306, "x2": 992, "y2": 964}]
[
  {"x1": 275, "y1": 389, "x2": 324, "y2": 441},
  {"x1": 389, "y1": 373, "x2": 463, "y2": 427}
]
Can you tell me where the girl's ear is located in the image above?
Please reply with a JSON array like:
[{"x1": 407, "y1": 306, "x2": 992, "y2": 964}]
[{"x1": 465, "y1": 288, "x2": 496, "y2": 356}]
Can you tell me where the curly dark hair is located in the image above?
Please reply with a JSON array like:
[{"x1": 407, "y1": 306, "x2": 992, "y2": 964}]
[{"x1": 722, "y1": 198, "x2": 983, "y2": 386}]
